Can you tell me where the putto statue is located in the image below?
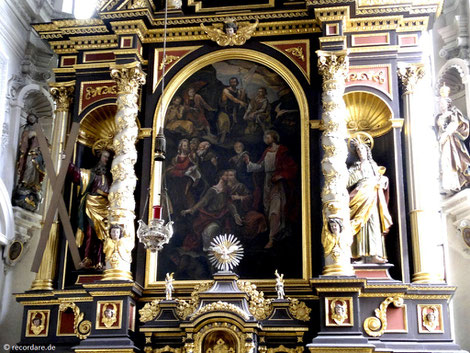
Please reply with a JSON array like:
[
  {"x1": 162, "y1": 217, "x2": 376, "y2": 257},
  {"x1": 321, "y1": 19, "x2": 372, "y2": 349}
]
[
  {"x1": 347, "y1": 132, "x2": 393, "y2": 264},
  {"x1": 274, "y1": 269, "x2": 285, "y2": 300},
  {"x1": 436, "y1": 83, "x2": 470, "y2": 193},
  {"x1": 12, "y1": 113, "x2": 46, "y2": 212}
]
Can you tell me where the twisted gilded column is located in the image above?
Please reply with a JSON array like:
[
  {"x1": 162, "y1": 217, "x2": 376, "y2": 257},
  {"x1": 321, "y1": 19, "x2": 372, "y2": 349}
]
[
  {"x1": 317, "y1": 50, "x2": 354, "y2": 276},
  {"x1": 104, "y1": 62, "x2": 146, "y2": 281},
  {"x1": 31, "y1": 81, "x2": 75, "y2": 290},
  {"x1": 398, "y1": 63, "x2": 444, "y2": 284}
]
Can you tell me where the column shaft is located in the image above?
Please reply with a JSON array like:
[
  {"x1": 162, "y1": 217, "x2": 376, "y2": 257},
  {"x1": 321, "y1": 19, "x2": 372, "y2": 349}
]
[
  {"x1": 31, "y1": 82, "x2": 74, "y2": 291},
  {"x1": 317, "y1": 50, "x2": 354, "y2": 276},
  {"x1": 104, "y1": 61, "x2": 146, "y2": 281}
]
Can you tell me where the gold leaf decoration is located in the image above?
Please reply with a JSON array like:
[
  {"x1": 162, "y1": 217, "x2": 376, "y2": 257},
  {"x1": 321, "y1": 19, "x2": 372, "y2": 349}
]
[{"x1": 344, "y1": 91, "x2": 393, "y2": 138}]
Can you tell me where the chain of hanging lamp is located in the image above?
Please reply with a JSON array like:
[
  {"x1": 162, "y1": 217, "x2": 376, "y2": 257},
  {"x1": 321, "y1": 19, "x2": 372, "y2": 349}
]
[{"x1": 136, "y1": 0, "x2": 174, "y2": 252}]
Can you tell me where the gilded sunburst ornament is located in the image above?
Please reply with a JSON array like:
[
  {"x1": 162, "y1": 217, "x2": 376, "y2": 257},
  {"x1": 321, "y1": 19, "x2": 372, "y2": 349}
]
[{"x1": 208, "y1": 234, "x2": 244, "y2": 272}]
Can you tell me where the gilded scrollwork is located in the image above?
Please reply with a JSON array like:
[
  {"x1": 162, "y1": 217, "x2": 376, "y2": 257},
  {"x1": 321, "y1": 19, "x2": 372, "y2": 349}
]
[
  {"x1": 159, "y1": 55, "x2": 181, "y2": 71},
  {"x1": 154, "y1": 345, "x2": 182, "y2": 353},
  {"x1": 59, "y1": 302, "x2": 91, "y2": 339},
  {"x1": 175, "y1": 281, "x2": 214, "y2": 319},
  {"x1": 85, "y1": 85, "x2": 117, "y2": 100},
  {"x1": 190, "y1": 301, "x2": 250, "y2": 320},
  {"x1": 347, "y1": 71, "x2": 385, "y2": 84},
  {"x1": 288, "y1": 298, "x2": 311, "y2": 322},
  {"x1": 237, "y1": 280, "x2": 273, "y2": 320},
  {"x1": 139, "y1": 300, "x2": 161, "y2": 322},
  {"x1": 284, "y1": 47, "x2": 305, "y2": 62},
  {"x1": 363, "y1": 296, "x2": 404, "y2": 337},
  {"x1": 267, "y1": 345, "x2": 304, "y2": 353},
  {"x1": 397, "y1": 63, "x2": 425, "y2": 94}
]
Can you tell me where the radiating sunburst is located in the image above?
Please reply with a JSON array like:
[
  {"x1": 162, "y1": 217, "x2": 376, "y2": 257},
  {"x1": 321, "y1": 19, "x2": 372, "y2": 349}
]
[{"x1": 208, "y1": 234, "x2": 244, "y2": 272}]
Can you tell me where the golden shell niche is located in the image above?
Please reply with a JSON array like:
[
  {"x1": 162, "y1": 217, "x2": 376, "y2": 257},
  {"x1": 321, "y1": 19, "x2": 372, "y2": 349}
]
[
  {"x1": 79, "y1": 104, "x2": 117, "y2": 152},
  {"x1": 79, "y1": 104, "x2": 145, "y2": 152},
  {"x1": 344, "y1": 91, "x2": 393, "y2": 138}
]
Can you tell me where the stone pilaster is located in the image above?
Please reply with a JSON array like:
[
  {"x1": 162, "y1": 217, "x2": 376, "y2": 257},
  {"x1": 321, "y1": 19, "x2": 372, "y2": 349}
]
[
  {"x1": 30, "y1": 81, "x2": 74, "y2": 291},
  {"x1": 317, "y1": 50, "x2": 354, "y2": 276},
  {"x1": 398, "y1": 63, "x2": 445, "y2": 284},
  {"x1": 105, "y1": 61, "x2": 146, "y2": 281}
]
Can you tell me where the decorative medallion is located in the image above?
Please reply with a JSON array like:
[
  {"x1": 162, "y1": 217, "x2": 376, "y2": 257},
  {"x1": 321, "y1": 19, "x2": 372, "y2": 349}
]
[
  {"x1": 326, "y1": 297, "x2": 353, "y2": 326},
  {"x1": 418, "y1": 304, "x2": 443, "y2": 333}
]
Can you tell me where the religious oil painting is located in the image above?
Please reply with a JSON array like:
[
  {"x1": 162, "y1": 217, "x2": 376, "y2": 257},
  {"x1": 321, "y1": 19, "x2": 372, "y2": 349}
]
[{"x1": 158, "y1": 59, "x2": 302, "y2": 280}]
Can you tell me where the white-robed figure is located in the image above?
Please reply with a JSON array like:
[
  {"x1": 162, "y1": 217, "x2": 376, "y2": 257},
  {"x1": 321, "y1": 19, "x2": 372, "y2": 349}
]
[
  {"x1": 165, "y1": 272, "x2": 174, "y2": 300},
  {"x1": 347, "y1": 132, "x2": 393, "y2": 264}
]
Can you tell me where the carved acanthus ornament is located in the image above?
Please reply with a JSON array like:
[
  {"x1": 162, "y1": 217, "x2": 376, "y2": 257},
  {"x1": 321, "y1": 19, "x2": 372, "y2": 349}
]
[
  {"x1": 49, "y1": 82, "x2": 75, "y2": 112},
  {"x1": 317, "y1": 50, "x2": 354, "y2": 276},
  {"x1": 398, "y1": 63, "x2": 425, "y2": 94},
  {"x1": 288, "y1": 298, "x2": 311, "y2": 322},
  {"x1": 237, "y1": 280, "x2": 273, "y2": 320},
  {"x1": 59, "y1": 302, "x2": 92, "y2": 339},
  {"x1": 175, "y1": 281, "x2": 214, "y2": 319},
  {"x1": 139, "y1": 300, "x2": 161, "y2": 322},
  {"x1": 106, "y1": 61, "x2": 146, "y2": 280},
  {"x1": 347, "y1": 70, "x2": 385, "y2": 84},
  {"x1": 190, "y1": 301, "x2": 250, "y2": 320},
  {"x1": 363, "y1": 296, "x2": 404, "y2": 337}
]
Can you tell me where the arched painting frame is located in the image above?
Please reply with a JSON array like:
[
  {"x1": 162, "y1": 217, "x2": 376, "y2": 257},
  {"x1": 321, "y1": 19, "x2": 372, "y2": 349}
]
[{"x1": 146, "y1": 49, "x2": 311, "y2": 288}]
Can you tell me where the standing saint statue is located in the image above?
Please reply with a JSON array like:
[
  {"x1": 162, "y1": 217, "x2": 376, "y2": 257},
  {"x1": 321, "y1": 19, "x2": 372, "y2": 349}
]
[
  {"x1": 274, "y1": 269, "x2": 285, "y2": 300},
  {"x1": 347, "y1": 132, "x2": 393, "y2": 264},
  {"x1": 68, "y1": 149, "x2": 112, "y2": 270},
  {"x1": 12, "y1": 113, "x2": 46, "y2": 212},
  {"x1": 436, "y1": 84, "x2": 470, "y2": 193},
  {"x1": 165, "y1": 272, "x2": 174, "y2": 300}
]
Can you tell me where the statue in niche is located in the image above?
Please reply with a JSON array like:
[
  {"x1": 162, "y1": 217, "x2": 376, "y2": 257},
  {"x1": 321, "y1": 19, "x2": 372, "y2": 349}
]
[
  {"x1": 436, "y1": 84, "x2": 470, "y2": 193},
  {"x1": 68, "y1": 149, "x2": 112, "y2": 270},
  {"x1": 347, "y1": 132, "x2": 393, "y2": 264},
  {"x1": 12, "y1": 113, "x2": 47, "y2": 212}
]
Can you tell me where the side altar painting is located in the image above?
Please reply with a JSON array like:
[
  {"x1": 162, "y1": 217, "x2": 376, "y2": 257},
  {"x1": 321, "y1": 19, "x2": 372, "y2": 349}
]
[{"x1": 158, "y1": 59, "x2": 302, "y2": 280}]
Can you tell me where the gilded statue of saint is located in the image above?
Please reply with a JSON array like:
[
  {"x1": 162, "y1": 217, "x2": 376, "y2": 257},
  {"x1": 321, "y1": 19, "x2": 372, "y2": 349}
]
[
  {"x1": 12, "y1": 113, "x2": 46, "y2": 212},
  {"x1": 347, "y1": 133, "x2": 393, "y2": 264},
  {"x1": 68, "y1": 150, "x2": 112, "y2": 270},
  {"x1": 436, "y1": 84, "x2": 470, "y2": 193}
]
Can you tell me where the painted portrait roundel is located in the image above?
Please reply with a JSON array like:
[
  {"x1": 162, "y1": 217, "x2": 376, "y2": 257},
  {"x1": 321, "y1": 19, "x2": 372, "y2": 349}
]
[{"x1": 158, "y1": 59, "x2": 302, "y2": 280}]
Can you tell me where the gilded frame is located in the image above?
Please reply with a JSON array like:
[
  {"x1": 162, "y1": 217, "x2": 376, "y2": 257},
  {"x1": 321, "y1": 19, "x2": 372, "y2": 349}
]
[{"x1": 145, "y1": 49, "x2": 311, "y2": 290}]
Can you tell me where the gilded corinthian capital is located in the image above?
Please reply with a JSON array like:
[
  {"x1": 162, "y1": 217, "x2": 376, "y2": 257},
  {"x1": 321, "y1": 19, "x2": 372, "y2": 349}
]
[
  {"x1": 110, "y1": 62, "x2": 146, "y2": 95},
  {"x1": 398, "y1": 63, "x2": 425, "y2": 94},
  {"x1": 317, "y1": 50, "x2": 349, "y2": 83},
  {"x1": 49, "y1": 81, "x2": 75, "y2": 112}
]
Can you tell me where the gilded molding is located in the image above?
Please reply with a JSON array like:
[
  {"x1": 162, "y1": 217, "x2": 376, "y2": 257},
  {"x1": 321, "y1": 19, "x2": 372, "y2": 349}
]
[
  {"x1": 190, "y1": 301, "x2": 250, "y2": 320},
  {"x1": 267, "y1": 346, "x2": 304, "y2": 353},
  {"x1": 397, "y1": 63, "x2": 425, "y2": 94},
  {"x1": 363, "y1": 296, "x2": 404, "y2": 337},
  {"x1": 139, "y1": 300, "x2": 161, "y2": 322},
  {"x1": 50, "y1": 82, "x2": 75, "y2": 112},
  {"x1": 59, "y1": 302, "x2": 92, "y2": 339}
]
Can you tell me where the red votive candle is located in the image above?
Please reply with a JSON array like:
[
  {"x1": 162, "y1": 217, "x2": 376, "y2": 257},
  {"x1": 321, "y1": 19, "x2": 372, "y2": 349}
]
[{"x1": 153, "y1": 205, "x2": 162, "y2": 219}]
